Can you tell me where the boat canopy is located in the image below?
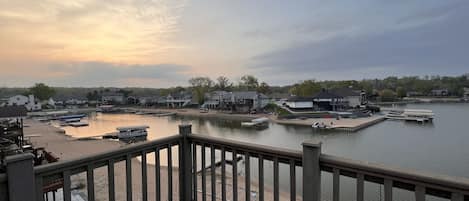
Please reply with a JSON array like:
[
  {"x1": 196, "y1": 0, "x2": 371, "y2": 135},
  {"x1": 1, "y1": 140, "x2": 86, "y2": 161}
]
[{"x1": 116, "y1": 125, "x2": 150, "y2": 131}]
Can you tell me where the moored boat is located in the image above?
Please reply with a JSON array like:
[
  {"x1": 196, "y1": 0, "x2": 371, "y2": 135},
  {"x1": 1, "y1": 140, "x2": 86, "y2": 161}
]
[{"x1": 116, "y1": 125, "x2": 149, "y2": 139}]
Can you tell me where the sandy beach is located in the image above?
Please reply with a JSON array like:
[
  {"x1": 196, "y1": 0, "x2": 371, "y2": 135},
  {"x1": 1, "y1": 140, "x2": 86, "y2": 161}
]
[{"x1": 25, "y1": 119, "x2": 296, "y2": 200}]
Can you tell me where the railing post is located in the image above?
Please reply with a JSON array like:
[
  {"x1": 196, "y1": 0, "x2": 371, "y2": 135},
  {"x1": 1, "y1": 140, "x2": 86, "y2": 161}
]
[
  {"x1": 302, "y1": 140, "x2": 322, "y2": 201},
  {"x1": 179, "y1": 124, "x2": 193, "y2": 201},
  {"x1": 5, "y1": 153, "x2": 37, "y2": 201}
]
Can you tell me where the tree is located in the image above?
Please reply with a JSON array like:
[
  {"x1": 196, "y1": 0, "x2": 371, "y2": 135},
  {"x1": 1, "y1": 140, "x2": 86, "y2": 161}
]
[
  {"x1": 86, "y1": 90, "x2": 100, "y2": 101},
  {"x1": 29, "y1": 83, "x2": 56, "y2": 100},
  {"x1": 239, "y1": 75, "x2": 259, "y2": 90},
  {"x1": 257, "y1": 82, "x2": 271, "y2": 94},
  {"x1": 379, "y1": 89, "x2": 396, "y2": 102},
  {"x1": 396, "y1": 87, "x2": 407, "y2": 98},
  {"x1": 215, "y1": 76, "x2": 232, "y2": 90},
  {"x1": 189, "y1": 77, "x2": 213, "y2": 104},
  {"x1": 289, "y1": 80, "x2": 322, "y2": 96},
  {"x1": 118, "y1": 89, "x2": 133, "y2": 97}
]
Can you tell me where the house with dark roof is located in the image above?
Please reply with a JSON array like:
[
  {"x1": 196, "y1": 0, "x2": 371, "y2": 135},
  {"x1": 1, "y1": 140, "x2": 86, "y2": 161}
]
[{"x1": 312, "y1": 89, "x2": 345, "y2": 111}]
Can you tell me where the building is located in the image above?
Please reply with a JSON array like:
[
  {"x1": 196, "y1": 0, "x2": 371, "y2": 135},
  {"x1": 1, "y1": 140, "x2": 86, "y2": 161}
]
[
  {"x1": 101, "y1": 92, "x2": 125, "y2": 104},
  {"x1": 203, "y1": 91, "x2": 269, "y2": 112},
  {"x1": 406, "y1": 91, "x2": 423, "y2": 97},
  {"x1": 7, "y1": 95, "x2": 41, "y2": 111},
  {"x1": 330, "y1": 88, "x2": 366, "y2": 108},
  {"x1": 138, "y1": 96, "x2": 160, "y2": 106},
  {"x1": 165, "y1": 92, "x2": 192, "y2": 108},
  {"x1": 463, "y1": 87, "x2": 469, "y2": 100},
  {"x1": 284, "y1": 96, "x2": 313, "y2": 109},
  {"x1": 312, "y1": 89, "x2": 345, "y2": 111},
  {"x1": 431, "y1": 89, "x2": 449, "y2": 96}
]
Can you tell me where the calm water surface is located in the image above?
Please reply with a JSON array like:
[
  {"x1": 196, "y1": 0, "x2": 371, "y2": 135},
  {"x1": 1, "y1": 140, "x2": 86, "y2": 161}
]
[{"x1": 62, "y1": 103, "x2": 469, "y2": 200}]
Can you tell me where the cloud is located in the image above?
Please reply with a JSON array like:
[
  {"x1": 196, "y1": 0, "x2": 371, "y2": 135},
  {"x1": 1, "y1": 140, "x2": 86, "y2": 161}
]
[
  {"x1": 0, "y1": 0, "x2": 187, "y2": 63},
  {"x1": 250, "y1": 2, "x2": 469, "y2": 81},
  {"x1": 0, "y1": 61, "x2": 191, "y2": 87}
]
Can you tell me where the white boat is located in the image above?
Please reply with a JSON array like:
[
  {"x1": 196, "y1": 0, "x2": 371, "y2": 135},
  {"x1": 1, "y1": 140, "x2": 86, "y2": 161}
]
[
  {"x1": 241, "y1": 117, "x2": 269, "y2": 127},
  {"x1": 385, "y1": 109, "x2": 434, "y2": 122},
  {"x1": 312, "y1": 122, "x2": 332, "y2": 129},
  {"x1": 116, "y1": 125, "x2": 149, "y2": 139}
]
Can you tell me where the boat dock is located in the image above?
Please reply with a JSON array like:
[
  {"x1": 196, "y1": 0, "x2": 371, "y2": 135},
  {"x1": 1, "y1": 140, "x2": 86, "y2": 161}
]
[
  {"x1": 273, "y1": 115, "x2": 386, "y2": 132},
  {"x1": 241, "y1": 117, "x2": 269, "y2": 127}
]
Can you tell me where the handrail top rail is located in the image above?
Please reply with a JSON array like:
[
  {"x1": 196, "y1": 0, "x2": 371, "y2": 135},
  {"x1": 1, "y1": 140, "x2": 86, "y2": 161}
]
[
  {"x1": 34, "y1": 134, "x2": 182, "y2": 175},
  {"x1": 29, "y1": 131, "x2": 469, "y2": 194},
  {"x1": 320, "y1": 154, "x2": 469, "y2": 192},
  {"x1": 188, "y1": 134, "x2": 303, "y2": 161}
]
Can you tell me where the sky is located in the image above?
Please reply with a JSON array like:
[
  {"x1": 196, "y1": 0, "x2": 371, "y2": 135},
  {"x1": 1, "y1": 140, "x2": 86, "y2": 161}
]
[{"x1": 0, "y1": 0, "x2": 468, "y2": 87}]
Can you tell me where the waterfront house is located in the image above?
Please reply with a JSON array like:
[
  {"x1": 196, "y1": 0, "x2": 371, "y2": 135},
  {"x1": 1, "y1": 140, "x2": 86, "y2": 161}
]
[
  {"x1": 312, "y1": 89, "x2": 346, "y2": 111},
  {"x1": 232, "y1": 91, "x2": 269, "y2": 112},
  {"x1": 284, "y1": 96, "x2": 313, "y2": 109},
  {"x1": 203, "y1": 91, "x2": 269, "y2": 112},
  {"x1": 464, "y1": 87, "x2": 469, "y2": 100},
  {"x1": 165, "y1": 91, "x2": 192, "y2": 108},
  {"x1": 101, "y1": 92, "x2": 125, "y2": 104},
  {"x1": 406, "y1": 91, "x2": 423, "y2": 97},
  {"x1": 138, "y1": 96, "x2": 160, "y2": 106},
  {"x1": 203, "y1": 91, "x2": 231, "y2": 109},
  {"x1": 330, "y1": 88, "x2": 366, "y2": 108},
  {"x1": 431, "y1": 89, "x2": 449, "y2": 96},
  {"x1": 7, "y1": 94, "x2": 41, "y2": 111}
]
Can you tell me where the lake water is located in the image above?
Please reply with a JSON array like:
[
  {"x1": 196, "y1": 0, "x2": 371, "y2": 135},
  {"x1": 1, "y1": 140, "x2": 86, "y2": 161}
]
[{"x1": 62, "y1": 103, "x2": 469, "y2": 200}]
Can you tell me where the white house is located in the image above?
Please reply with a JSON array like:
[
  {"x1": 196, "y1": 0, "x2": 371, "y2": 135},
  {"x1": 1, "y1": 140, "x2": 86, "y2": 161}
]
[
  {"x1": 330, "y1": 88, "x2": 366, "y2": 108},
  {"x1": 284, "y1": 96, "x2": 313, "y2": 109},
  {"x1": 165, "y1": 92, "x2": 192, "y2": 108},
  {"x1": 101, "y1": 92, "x2": 125, "y2": 104},
  {"x1": 463, "y1": 87, "x2": 469, "y2": 100},
  {"x1": 8, "y1": 95, "x2": 42, "y2": 111}
]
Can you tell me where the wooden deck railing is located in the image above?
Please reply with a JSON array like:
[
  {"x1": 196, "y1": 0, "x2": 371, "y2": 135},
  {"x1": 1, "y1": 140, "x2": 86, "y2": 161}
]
[{"x1": 1, "y1": 124, "x2": 468, "y2": 201}]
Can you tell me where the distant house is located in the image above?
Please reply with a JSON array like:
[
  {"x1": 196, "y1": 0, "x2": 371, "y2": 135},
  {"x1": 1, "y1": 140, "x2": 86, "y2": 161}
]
[
  {"x1": 139, "y1": 96, "x2": 160, "y2": 106},
  {"x1": 330, "y1": 88, "x2": 366, "y2": 108},
  {"x1": 463, "y1": 87, "x2": 469, "y2": 100},
  {"x1": 284, "y1": 96, "x2": 313, "y2": 109},
  {"x1": 431, "y1": 89, "x2": 449, "y2": 96},
  {"x1": 203, "y1": 91, "x2": 269, "y2": 112},
  {"x1": 101, "y1": 92, "x2": 125, "y2": 104},
  {"x1": 406, "y1": 91, "x2": 423, "y2": 97},
  {"x1": 165, "y1": 92, "x2": 192, "y2": 108},
  {"x1": 7, "y1": 95, "x2": 41, "y2": 111}
]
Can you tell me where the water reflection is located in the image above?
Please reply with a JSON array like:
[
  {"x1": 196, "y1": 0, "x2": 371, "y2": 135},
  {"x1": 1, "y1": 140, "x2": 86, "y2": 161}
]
[{"x1": 59, "y1": 103, "x2": 469, "y2": 201}]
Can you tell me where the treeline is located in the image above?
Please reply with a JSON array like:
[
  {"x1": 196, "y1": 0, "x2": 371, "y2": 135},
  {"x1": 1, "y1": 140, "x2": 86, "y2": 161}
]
[{"x1": 0, "y1": 74, "x2": 468, "y2": 101}]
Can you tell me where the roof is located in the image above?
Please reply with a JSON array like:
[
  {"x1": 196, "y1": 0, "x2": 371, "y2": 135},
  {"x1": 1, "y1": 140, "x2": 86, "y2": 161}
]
[
  {"x1": 0, "y1": 106, "x2": 28, "y2": 119},
  {"x1": 286, "y1": 96, "x2": 312, "y2": 102},
  {"x1": 312, "y1": 89, "x2": 343, "y2": 99},
  {"x1": 330, "y1": 88, "x2": 361, "y2": 97},
  {"x1": 232, "y1": 91, "x2": 258, "y2": 99}
]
